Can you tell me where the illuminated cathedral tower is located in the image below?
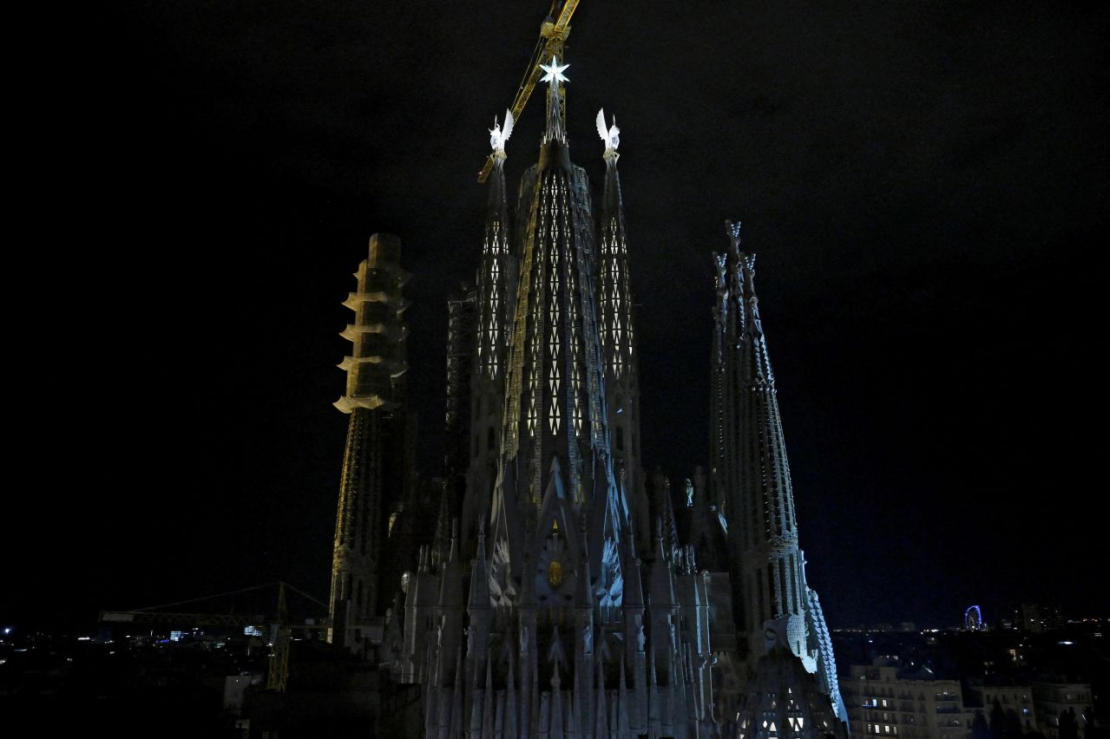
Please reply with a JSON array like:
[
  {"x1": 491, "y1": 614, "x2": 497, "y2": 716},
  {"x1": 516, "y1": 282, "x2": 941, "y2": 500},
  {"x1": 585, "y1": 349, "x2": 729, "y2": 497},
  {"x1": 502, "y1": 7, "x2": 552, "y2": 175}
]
[
  {"x1": 329, "y1": 233, "x2": 411, "y2": 648},
  {"x1": 340, "y1": 5, "x2": 850, "y2": 736},
  {"x1": 710, "y1": 222, "x2": 846, "y2": 722},
  {"x1": 397, "y1": 57, "x2": 721, "y2": 738},
  {"x1": 460, "y1": 117, "x2": 517, "y2": 554},
  {"x1": 597, "y1": 111, "x2": 650, "y2": 548}
]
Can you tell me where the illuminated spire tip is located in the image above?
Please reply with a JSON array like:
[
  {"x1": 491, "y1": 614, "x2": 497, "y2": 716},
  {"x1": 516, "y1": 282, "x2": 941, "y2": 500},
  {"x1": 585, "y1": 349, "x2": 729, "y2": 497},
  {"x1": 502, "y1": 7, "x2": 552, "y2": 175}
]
[{"x1": 539, "y1": 56, "x2": 570, "y2": 86}]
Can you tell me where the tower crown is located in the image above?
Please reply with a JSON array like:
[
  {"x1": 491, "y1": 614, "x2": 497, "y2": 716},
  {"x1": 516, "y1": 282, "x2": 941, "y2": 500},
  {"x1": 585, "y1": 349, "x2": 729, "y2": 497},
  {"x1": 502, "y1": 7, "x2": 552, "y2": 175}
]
[{"x1": 541, "y1": 56, "x2": 569, "y2": 146}]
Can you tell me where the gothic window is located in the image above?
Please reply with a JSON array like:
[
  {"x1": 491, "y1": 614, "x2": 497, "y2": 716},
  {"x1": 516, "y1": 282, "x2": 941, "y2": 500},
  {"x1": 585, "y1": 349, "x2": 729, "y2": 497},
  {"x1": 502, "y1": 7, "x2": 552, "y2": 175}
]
[
  {"x1": 487, "y1": 427, "x2": 497, "y2": 454},
  {"x1": 616, "y1": 426, "x2": 624, "y2": 452}
]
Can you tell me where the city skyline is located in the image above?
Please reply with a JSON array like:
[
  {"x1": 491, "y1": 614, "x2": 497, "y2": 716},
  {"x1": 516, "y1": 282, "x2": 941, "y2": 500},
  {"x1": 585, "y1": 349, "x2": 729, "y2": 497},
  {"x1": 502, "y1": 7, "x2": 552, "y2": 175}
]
[{"x1": 9, "y1": 1, "x2": 1106, "y2": 633}]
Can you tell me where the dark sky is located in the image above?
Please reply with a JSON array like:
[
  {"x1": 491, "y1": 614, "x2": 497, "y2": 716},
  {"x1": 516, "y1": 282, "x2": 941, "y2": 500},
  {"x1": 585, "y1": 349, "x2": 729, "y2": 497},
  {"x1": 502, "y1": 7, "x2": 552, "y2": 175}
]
[{"x1": 11, "y1": 1, "x2": 1106, "y2": 631}]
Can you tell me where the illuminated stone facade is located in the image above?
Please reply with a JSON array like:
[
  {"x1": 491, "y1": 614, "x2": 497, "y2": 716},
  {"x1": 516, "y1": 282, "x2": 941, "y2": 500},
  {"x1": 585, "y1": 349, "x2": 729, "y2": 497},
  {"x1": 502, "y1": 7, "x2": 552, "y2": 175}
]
[
  {"x1": 364, "y1": 52, "x2": 847, "y2": 735},
  {"x1": 326, "y1": 39, "x2": 847, "y2": 738},
  {"x1": 710, "y1": 224, "x2": 847, "y2": 724},
  {"x1": 385, "y1": 70, "x2": 732, "y2": 737}
]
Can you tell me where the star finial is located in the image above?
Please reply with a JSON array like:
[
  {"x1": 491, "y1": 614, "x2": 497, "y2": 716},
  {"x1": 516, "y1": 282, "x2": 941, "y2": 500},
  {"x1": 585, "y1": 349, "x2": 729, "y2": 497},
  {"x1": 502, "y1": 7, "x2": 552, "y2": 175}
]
[{"x1": 540, "y1": 56, "x2": 570, "y2": 86}]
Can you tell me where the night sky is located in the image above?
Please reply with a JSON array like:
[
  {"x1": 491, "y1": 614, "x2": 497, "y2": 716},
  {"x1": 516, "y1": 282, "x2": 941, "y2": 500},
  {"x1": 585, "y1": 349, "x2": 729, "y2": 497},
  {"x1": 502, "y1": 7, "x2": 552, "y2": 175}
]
[{"x1": 12, "y1": 1, "x2": 1106, "y2": 631}]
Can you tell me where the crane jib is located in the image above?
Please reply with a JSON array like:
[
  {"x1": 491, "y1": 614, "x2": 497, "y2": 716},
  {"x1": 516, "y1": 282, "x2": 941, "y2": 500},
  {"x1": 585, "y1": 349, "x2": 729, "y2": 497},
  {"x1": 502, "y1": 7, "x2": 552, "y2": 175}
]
[{"x1": 477, "y1": 1, "x2": 581, "y2": 183}]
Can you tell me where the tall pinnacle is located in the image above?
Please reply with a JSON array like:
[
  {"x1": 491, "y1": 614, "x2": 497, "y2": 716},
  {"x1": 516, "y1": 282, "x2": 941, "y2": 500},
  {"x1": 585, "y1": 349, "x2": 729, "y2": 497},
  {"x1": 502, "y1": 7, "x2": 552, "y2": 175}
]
[
  {"x1": 329, "y1": 234, "x2": 411, "y2": 642},
  {"x1": 492, "y1": 43, "x2": 628, "y2": 599},
  {"x1": 478, "y1": 129, "x2": 511, "y2": 374},
  {"x1": 711, "y1": 221, "x2": 810, "y2": 664},
  {"x1": 460, "y1": 110, "x2": 519, "y2": 554},
  {"x1": 597, "y1": 107, "x2": 631, "y2": 381},
  {"x1": 596, "y1": 107, "x2": 647, "y2": 541},
  {"x1": 540, "y1": 56, "x2": 569, "y2": 144}
]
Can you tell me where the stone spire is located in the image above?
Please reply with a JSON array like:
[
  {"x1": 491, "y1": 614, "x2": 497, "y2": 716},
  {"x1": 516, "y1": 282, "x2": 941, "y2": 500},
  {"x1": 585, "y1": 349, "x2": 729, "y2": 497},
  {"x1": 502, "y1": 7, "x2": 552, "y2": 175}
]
[
  {"x1": 462, "y1": 113, "x2": 517, "y2": 553},
  {"x1": 541, "y1": 56, "x2": 570, "y2": 145},
  {"x1": 328, "y1": 234, "x2": 411, "y2": 645},
  {"x1": 710, "y1": 221, "x2": 836, "y2": 684},
  {"x1": 493, "y1": 45, "x2": 623, "y2": 559},
  {"x1": 389, "y1": 27, "x2": 737, "y2": 736},
  {"x1": 478, "y1": 123, "x2": 512, "y2": 376},
  {"x1": 596, "y1": 107, "x2": 649, "y2": 549}
]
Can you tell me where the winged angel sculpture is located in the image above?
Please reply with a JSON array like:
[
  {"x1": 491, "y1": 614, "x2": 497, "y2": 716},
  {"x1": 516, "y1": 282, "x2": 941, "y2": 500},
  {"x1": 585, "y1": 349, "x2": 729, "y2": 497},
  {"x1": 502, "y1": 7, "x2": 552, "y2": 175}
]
[
  {"x1": 596, "y1": 108, "x2": 620, "y2": 152},
  {"x1": 489, "y1": 109, "x2": 515, "y2": 153}
]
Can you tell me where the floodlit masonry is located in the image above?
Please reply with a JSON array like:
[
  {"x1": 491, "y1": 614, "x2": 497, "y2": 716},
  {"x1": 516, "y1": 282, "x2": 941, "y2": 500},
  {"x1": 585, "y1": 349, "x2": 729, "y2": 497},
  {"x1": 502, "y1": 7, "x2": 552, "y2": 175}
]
[{"x1": 325, "y1": 19, "x2": 847, "y2": 739}]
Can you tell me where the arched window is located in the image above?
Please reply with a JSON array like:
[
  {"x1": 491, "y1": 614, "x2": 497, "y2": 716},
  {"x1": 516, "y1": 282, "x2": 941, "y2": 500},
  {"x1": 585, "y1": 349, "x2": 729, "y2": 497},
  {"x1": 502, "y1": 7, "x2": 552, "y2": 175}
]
[{"x1": 615, "y1": 426, "x2": 624, "y2": 452}]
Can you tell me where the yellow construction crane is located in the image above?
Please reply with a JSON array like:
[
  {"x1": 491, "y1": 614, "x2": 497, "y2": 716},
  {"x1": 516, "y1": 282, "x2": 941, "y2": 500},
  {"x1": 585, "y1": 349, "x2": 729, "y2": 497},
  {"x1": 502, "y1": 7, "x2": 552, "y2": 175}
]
[
  {"x1": 476, "y1": 0, "x2": 582, "y2": 183},
  {"x1": 265, "y1": 582, "x2": 291, "y2": 692}
]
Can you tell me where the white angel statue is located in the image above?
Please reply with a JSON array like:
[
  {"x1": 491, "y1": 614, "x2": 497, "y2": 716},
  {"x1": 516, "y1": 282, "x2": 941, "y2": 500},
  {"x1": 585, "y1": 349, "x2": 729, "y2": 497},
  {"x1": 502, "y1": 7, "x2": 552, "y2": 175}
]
[
  {"x1": 489, "y1": 109, "x2": 515, "y2": 153},
  {"x1": 596, "y1": 108, "x2": 620, "y2": 152}
]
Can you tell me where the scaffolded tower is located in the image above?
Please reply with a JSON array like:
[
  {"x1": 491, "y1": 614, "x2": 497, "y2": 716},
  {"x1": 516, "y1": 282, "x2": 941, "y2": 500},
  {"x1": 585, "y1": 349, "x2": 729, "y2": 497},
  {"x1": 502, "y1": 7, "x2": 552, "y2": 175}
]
[{"x1": 329, "y1": 234, "x2": 411, "y2": 648}]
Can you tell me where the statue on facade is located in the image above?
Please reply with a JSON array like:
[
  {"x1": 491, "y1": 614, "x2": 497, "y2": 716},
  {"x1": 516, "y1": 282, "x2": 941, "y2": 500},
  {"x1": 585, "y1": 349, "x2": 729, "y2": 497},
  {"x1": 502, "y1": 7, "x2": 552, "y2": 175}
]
[
  {"x1": 596, "y1": 108, "x2": 621, "y2": 152},
  {"x1": 489, "y1": 110, "x2": 515, "y2": 152}
]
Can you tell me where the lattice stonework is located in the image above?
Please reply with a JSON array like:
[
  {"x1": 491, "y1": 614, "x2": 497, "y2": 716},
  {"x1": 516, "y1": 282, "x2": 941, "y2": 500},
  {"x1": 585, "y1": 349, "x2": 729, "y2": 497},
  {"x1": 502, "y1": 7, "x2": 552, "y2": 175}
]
[
  {"x1": 399, "y1": 55, "x2": 862, "y2": 739},
  {"x1": 708, "y1": 224, "x2": 846, "y2": 723}
]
